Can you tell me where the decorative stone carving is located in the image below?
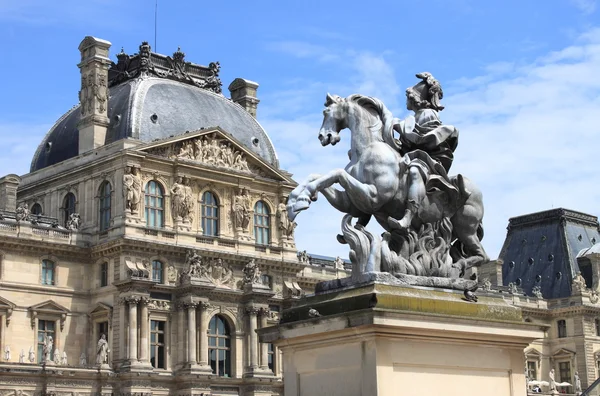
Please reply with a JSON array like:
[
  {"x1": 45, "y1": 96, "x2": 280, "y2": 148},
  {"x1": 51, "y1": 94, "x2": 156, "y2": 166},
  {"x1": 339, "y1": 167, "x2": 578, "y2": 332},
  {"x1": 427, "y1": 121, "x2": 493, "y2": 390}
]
[
  {"x1": 42, "y1": 335, "x2": 53, "y2": 364},
  {"x1": 4, "y1": 345, "x2": 10, "y2": 361},
  {"x1": 53, "y1": 348, "x2": 61, "y2": 365},
  {"x1": 167, "y1": 265, "x2": 178, "y2": 284},
  {"x1": 232, "y1": 188, "x2": 251, "y2": 231},
  {"x1": 287, "y1": 74, "x2": 489, "y2": 289},
  {"x1": 147, "y1": 300, "x2": 171, "y2": 310},
  {"x1": 147, "y1": 134, "x2": 260, "y2": 174},
  {"x1": 171, "y1": 176, "x2": 192, "y2": 223},
  {"x1": 334, "y1": 256, "x2": 345, "y2": 270},
  {"x1": 481, "y1": 278, "x2": 492, "y2": 292},
  {"x1": 532, "y1": 286, "x2": 543, "y2": 298},
  {"x1": 79, "y1": 71, "x2": 108, "y2": 117},
  {"x1": 79, "y1": 352, "x2": 87, "y2": 366},
  {"x1": 591, "y1": 290, "x2": 599, "y2": 304},
  {"x1": 66, "y1": 213, "x2": 81, "y2": 231},
  {"x1": 507, "y1": 282, "x2": 518, "y2": 295},
  {"x1": 18, "y1": 349, "x2": 24, "y2": 363},
  {"x1": 28, "y1": 347, "x2": 34, "y2": 363},
  {"x1": 297, "y1": 250, "x2": 310, "y2": 264},
  {"x1": 15, "y1": 203, "x2": 29, "y2": 222},
  {"x1": 123, "y1": 166, "x2": 141, "y2": 214},
  {"x1": 277, "y1": 201, "x2": 296, "y2": 239},
  {"x1": 96, "y1": 333, "x2": 109, "y2": 365},
  {"x1": 572, "y1": 271, "x2": 587, "y2": 294},
  {"x1": 180, "y1": 250, "x2": 234, "y2": 288},
  {"x1": 242, "y1": 259, "x2": 261, "y2": 285},
  {"x1": 61, "y1": 351, "x2": 68, "y2": 366},
  {"x1": 181, "y1": 249, "x2": 209, "y2": 279}
]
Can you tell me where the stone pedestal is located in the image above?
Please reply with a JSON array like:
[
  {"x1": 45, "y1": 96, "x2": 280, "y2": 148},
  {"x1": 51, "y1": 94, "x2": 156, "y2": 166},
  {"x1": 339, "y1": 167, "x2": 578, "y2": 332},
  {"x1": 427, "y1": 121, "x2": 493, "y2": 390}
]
[{"x1": 259, "y1": 281, "x2": 544, "y2": 396}]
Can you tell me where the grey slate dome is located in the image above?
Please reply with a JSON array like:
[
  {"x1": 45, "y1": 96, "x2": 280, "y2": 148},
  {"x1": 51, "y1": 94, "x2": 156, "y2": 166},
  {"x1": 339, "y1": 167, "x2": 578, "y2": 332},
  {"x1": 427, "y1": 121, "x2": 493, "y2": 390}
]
[{"x1": 31, "y1": 43, "x2": 277, "y2": 172}]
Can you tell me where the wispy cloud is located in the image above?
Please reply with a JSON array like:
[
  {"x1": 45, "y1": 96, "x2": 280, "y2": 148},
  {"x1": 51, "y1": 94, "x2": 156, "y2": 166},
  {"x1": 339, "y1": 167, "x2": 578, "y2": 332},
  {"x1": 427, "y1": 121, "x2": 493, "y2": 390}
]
[
  {"x1": 570, "y1": 0, "x2": 596, "y2": 14},
  {"x1": 0, "y1": 122, "x2": 49, "y2": 176}
]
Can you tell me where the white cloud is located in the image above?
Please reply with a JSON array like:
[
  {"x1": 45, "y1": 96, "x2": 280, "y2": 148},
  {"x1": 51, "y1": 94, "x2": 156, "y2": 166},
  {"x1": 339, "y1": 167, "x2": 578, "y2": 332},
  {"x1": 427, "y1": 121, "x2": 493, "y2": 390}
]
[
  {"x1": 263, "y1": 28, "x2": 600, "y2": 263},
  {"x1": 0, "y1": 122, "x2": 49, "y2": 177}
]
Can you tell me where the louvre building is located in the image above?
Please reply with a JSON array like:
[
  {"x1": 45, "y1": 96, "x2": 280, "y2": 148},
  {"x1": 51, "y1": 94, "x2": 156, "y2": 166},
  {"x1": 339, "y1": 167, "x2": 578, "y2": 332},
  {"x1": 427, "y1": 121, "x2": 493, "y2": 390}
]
[{"x1": 0, "y1": 37, "x2": 348, "y2": 396}]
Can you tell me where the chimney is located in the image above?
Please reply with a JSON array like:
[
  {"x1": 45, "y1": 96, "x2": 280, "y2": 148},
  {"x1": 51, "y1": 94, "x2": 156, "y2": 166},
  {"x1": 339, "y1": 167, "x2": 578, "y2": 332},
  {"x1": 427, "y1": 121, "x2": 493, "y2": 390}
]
[
  {"x1": 77, "y1": 36, "x2": 112, "y2": 155},
  {"x1": 0, "y1": 174, "x2": 21, "y2": 212},
  {"x1": 228, "y1": 78, "x2": 260, "y2": 118}
]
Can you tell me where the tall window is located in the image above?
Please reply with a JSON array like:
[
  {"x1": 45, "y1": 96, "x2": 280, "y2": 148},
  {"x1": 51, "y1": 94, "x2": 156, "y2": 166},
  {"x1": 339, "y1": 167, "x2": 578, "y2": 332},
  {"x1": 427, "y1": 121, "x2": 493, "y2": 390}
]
[
  {"x1": 145, "y1": 181, "x2": 164, "y2": 228},
  {"x1": 150, "y1": 320, "x2": 166, "y2": 369},
  {"x1": 99, "y1": 182, "x2": 112, "y2": 231},
  {"x1": 559, "y1": 361, "x2": 571, "y2": 383},
  {"x1": 41, "y1": 260, "x2": 55, "y2": 286},
  {"x1": 100, "y1": 262, "x2": 108, "y2": 287},
  {"x1": 98, "y1": 321, "x2": 109, "y2": 342},
  {"x1": 31, "y1": 203, "x2": 43, "y2": 216},
  {"x1": 268, "y1": 343, "x2": 275, "y2": 372},
  {"x1": 557, "y1": 320, "x2": 567, "y2": 338},
  {"x1": 261, "y1": 274, "x2": 273, "y2": 289},
  {"x1": 254, "y1": 201, "x2": 270, "y2": 245},
  {"x1": 527, "y1": 361, "x2": 537, "y2": 380},
  {"x1": 37, "y1": 320, "x2": 55, "y2": 363},
  {"x1": 63, "y1": 193, "x2": 76, "y2": 227},
  {"x1": 208, "y1": 315, "x2": 231, "y2": 377},
  {"x1": 201, "y1": 191, "x2": 219, "y2": 236},
  {"x1": 152, "y1": 260, "x2": 164, "y2": 283}
]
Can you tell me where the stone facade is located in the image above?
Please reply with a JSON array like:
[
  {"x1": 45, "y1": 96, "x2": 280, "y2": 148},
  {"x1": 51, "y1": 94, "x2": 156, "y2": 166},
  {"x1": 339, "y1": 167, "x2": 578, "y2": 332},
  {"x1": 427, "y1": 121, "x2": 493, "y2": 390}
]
[{"x1": 0, "y1": 126, "x2": 348, "y2": 395}]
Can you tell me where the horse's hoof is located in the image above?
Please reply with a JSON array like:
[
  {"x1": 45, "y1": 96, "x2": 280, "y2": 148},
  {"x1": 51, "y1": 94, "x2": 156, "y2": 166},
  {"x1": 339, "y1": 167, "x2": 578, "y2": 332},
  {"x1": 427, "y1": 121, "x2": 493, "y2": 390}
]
[{"x1": 336, "y1": 234, "x2": 348, "y2": 244}]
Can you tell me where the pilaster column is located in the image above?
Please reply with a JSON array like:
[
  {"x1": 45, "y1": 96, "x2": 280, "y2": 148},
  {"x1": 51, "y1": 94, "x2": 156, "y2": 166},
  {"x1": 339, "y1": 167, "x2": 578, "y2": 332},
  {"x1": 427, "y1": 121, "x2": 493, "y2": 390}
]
[
  {"x1": 126, "y1": 296, "x2": 140, "y2": 363},
  {"x1": 198, "y1": 302, "x2": 211, "y2": 368},
  {"x1": 187, "y1": 302, "x2": 198, "y2": 366},
  {"x1": 259, "y1": 307, "x2": 270, "y2": 371},
  {"x1": 139, "y1": 297, "x2": 150, "y2": 365},
  {"x1": 246, "y1": 307, "x2": 259, "y2": 369},
  {"x1": 177, "y1": 303, "x2": 186, "y2": 367}
]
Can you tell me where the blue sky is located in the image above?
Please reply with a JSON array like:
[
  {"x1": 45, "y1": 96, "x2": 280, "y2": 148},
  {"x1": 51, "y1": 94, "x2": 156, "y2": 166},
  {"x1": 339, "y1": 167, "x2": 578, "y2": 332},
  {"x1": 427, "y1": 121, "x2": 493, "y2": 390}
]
[{"x1": 1, "y1": 0, "x2": 600, "y2": 260}]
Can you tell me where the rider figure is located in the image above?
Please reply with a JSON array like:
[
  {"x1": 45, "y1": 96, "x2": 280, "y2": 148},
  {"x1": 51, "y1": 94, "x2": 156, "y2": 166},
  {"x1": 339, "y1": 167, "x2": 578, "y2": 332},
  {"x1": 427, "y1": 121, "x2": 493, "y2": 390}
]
[{"x1": 390, "y1": 72, "x2": 459, "y2": 230}]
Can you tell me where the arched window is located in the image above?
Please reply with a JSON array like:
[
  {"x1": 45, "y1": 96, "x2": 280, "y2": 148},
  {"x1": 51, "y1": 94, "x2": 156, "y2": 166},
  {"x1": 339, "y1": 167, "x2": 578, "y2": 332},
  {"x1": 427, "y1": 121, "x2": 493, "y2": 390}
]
[
  {"x1": 63, "y1": 193, "x2": 76, "y2": 227},
  {"x1": 254, "y1": 201, "x2": 270, "y2": 246},
  {"x1": 31, "y1": 203, "x2": 42, "y2": 216},
  {"x1": 99, "y1": 182, "x2": 112, "y2": 231},
  {"x1": 208, "y1": 315, "x2": 231, "y2": 377},
  {"x1": 145, "y1": 181, "x2": 164, "y2": 228},
  {"x1": 152, "y1": 260, "x2": 163, "y2": 283},
  {"x1": 201, "y1": 191, "x2": 219, "y2": 236}
]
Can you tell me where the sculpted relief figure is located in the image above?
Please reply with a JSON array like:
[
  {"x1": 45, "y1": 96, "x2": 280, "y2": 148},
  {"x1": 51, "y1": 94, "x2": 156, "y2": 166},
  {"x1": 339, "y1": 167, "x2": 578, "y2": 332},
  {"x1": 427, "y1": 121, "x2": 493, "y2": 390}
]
[
  {"x1": 66, "y1": 213, "x2": 81, "y2": 231},
  {"x1": 286, "y1": 73, "x2": 489, "y2": 289},
  {"x1": 572, "y1": 271, "x2": 587, "y2": 294},
  {"x1": 277, "y1": 200, "x2": 297, "y2": 239},
  {"x1": 15, "y1": 202, "x2": 29, "y2": 222},
  {"x1": 28, "y1": 346, "x2": 35, "y2": 363},
  {"x1": 42, "y1": 335, "x2": 53, "y2": 364},
  {"x1": 232, "y1": 188, "x2": 251, "y2": 231},
  {"x1": 96, "y1": 334, "x2": 109, "y2": 365},
  {"x1": 171, "y1": 177, "x2": 185, "y2": 221},
  {"x1": 243, "y1": 259, "x2": 262, "y2": 285},
  {"x1": 123, "y1": 166, "x2": 141, "y2": 213},
  {"x1": 182, "y1": 177, "x2": 194, "y2": 223}
]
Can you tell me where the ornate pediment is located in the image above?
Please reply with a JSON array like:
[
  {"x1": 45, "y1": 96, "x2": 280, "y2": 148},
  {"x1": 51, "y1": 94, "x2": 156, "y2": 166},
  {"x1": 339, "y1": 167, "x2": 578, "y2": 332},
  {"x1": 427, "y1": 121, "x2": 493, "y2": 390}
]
[
  {"x1": 29, "y1": 300, "x2": 70, "y2": 330},
  {"x1": 89, "y1": 302, "x2": 112, "y2": 316},
  {"x1": 552, "y1": 347, "x2": 576, "y2": 359},
  {"x1": 140, "y1": 128, "x2": 292, "y2": 182},
  {"x1": 524, "y1": 347, "x2": 543, "y2": 360}
]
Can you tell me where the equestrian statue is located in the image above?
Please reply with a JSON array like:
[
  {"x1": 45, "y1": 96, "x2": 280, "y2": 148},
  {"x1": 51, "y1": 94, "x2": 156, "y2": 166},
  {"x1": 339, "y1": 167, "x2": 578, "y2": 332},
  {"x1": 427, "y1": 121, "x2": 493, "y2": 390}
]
[{"x1": 287, "y1": 73, "x2": 489, "y2": 287}]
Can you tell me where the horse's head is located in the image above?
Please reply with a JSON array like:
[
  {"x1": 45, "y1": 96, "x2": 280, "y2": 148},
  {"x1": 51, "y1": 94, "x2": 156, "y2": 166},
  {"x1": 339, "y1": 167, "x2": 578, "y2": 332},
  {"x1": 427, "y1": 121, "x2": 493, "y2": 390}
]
[{"x1": 318, "y1": 93, "x2": 346, "y2": 146}]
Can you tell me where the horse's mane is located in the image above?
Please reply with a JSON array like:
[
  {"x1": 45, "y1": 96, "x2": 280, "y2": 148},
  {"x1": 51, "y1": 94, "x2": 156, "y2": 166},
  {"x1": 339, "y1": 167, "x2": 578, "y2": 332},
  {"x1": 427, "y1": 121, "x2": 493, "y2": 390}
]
[{"x1": 346, "y1": 94, "x2": 402, "y2": 152}]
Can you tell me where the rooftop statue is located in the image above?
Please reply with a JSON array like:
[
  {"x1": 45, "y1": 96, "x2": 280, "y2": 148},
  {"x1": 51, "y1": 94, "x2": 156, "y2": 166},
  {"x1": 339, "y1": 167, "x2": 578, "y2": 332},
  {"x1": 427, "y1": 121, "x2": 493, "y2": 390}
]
[{"x1": 287, "y1": 73, "x2": 489, "y2": 288}]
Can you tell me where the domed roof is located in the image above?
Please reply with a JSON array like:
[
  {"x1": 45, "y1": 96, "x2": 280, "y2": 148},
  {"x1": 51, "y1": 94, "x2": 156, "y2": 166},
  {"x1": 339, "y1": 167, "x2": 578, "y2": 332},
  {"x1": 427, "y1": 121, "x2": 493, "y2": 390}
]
[{"x1": 31, "y1": 45, "x2": 277, "y2": 172}]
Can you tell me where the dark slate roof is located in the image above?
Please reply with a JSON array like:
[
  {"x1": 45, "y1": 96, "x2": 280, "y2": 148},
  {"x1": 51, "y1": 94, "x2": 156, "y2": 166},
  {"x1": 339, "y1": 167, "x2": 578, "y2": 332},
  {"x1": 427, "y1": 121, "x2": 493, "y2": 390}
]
[
  {"x1": 500, "y1": 208, "x2": 600, "y2": 299},
  {"x1": 30, "y1": 44, "x2": 277, "y2": 172}
]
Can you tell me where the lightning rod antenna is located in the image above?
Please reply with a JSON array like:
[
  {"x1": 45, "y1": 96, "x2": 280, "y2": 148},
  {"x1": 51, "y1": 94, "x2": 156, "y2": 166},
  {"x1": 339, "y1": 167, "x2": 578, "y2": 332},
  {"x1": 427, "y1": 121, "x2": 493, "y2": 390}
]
[{"x1": 154, "y1": 0, "x2": 158, "y2": 52}]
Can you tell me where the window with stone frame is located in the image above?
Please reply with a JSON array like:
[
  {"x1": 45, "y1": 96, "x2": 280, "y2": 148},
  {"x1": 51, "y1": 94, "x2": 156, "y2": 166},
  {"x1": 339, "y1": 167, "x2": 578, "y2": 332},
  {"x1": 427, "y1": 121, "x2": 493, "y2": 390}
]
[
  {"x1": 261, "y1": 274, "x2": 273, "y2": 289},
  {"x1": 97, "y1": 321, "x2": 109, "y2": 342},
  {"x1": 201, "y1": 191, "x2": 219, "y2": 236},
  {"x1": 62, "y1": 193, "x2": 76, "y2": 227},
  {"x1": 152, "y1": 260, "x2": 164, "y2": 283},
  {"x1": 208, "y1": 315, "x2": 231, "y2": 377},
  {"x1": 41, "y1": 259, "x2": 55, "y2": 286},
  {"x1": 527, "y1": 360, "x2": 537, "y2": 380},
  {"x1": 100, "y1": 262, "x2": 108, "y2": 287},
  {"x1": 99, "y1": 181, "x2": 112, "y2": 231},
  {"x1": 150, "y1": 320, "x2": 166, "y2": 369},
  {"x1": 37, "y1": 319, "x2": 55, "y2": 363},
  {"x1": 145, "y1": 180, "x2": 164, "y2": 228},
  {"x1": 557, "y1": 319, "x2": 567, "y2": 338},
  {"x1": 268, "y1": 342, "x2": 275, "y2": 372},
  {"x1": 31, "y1": 203, "x2": 43, "y2": 216},
  {"x1": 559, "y1": 361, "x2": 571, "y2": 384},
  {"x1": 254, "y1": 201, "x2": 270, "y2": 246}
]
